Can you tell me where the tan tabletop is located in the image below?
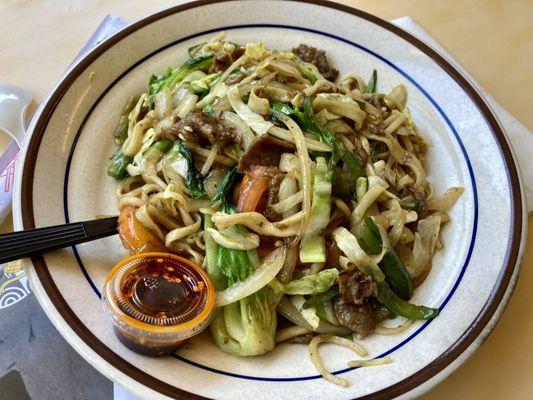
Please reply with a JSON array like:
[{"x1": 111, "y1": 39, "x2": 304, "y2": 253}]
[{"x1": 1, "y1": 1, "x2": 532, "y2": 398}]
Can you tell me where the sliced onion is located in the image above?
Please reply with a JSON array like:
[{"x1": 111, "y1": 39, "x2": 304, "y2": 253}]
[
  {"x1": 277, "y1": 296, "x2": 352, "y2": 336},
  {"x1": 333, "y1": 227, "x2": 385, "y2": 283},
  {"x1": 227, "y1": 85, "x2": 273, "y2": 135},
  {"x1": 323, "y1": 299, "x2": 340, "y2": 326},
  {"x1": 268, "y1": 126, "x2": 331, "y2": 153},
  {"x1": 278, "y1": 245, "x2": 298, "y2": 284},
  {"x1": 277, "y1": 295, "x2": 313, "y2": 330},
  {"x1": 291, "y1": 295, "x2": 320, "y2": 330},
  {"x1": 222, "y1": 111, "x2": 255, "y2": 150},
  {"x1": 271, "y1": 111, "x2": 312, "y2": 242},
  {"x1": 200, "y1": 143, "x2": 219, "y2": 176},
  {"x1": 176, "y1": 92, "x2": 198, "y2": 119},
  {"x1": 215, "y1": 246, "x2": 287, "y2": 307},
  {"x1": 271, "y1": 190, "x2": 303, "y2": 215}
]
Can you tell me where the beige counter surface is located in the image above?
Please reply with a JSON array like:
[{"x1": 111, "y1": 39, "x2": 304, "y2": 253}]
[{"x1": 1, "y1": 1, "x2": 532, "y2": 398}]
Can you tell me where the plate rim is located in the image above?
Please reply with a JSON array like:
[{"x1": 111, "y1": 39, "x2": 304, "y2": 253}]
[{"x1": 16, "y1": 0, "x2": 524, "y2": 399}]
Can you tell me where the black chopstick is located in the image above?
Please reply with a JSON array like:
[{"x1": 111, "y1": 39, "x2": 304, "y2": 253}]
[{"x1": 0, "y1": 216, "x2": 119, "y2": 264}]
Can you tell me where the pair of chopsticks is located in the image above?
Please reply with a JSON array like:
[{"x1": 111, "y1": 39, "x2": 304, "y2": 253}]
[{"x1": 0, "y1": 217, "x2": 118, "y2": 264}]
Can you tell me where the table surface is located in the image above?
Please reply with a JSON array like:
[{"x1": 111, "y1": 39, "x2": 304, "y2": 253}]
[{"x1": 1, "y1": 0, "x2": 532, "y2": 399}]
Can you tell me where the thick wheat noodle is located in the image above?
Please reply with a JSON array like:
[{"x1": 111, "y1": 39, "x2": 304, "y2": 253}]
[
  {"x1": 212, "y1": 210, "x2": 303, "y2": 237},
  {"x1": 186, "y1": 142, "x2": 236, "y2": 167},
  {"x1": 146, "y1": 204, "x2": 181, "y2": 230},
  {"x1": 135, "y1": 204, "x2": 165, "y2": 241},
  {"x1": 309, "y1": 334, "x2": 368, "y2": 387},
  {"x1": 165, "y1": 214, "x2": 201, "y2": 248}
]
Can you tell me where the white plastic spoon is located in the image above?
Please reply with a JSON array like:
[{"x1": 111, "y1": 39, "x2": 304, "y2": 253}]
[{"x1": 0, "y1": 84, "x2": 32, "y2": 223}]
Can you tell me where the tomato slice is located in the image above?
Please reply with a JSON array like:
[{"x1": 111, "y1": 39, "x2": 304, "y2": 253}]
[{"x1": 237, "y1": 174, "x2": 271, "y2": 213}]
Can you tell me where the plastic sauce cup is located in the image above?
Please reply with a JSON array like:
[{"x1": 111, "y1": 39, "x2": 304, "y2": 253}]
[{"x1": 103, "y1": 252, "x2": 215, "y2": 356}]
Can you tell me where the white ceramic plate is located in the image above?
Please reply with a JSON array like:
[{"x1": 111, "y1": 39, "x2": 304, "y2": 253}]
[{"x1": 13, "y1": 1, "x2": 527, "y2": 399}]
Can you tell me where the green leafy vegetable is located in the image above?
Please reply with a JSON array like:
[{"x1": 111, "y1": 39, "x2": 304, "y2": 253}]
[
  {"x1": 298, "y1": 63, "x2": 317, "y2": 83},
  {"x1": 148, "y1": 52, "x2": 215, "y2": 96},
  {"x1": 202, "y1": 103, "x2": 215, "y2": 115},
  {"x1": 213, "y1": 166, "x2": 240, "y2": 212},
  {"x1": 271, "y1": 98, "x2": 365, "y2": 199},
  {"x1": 190, "y1": 73, "x2": 220, "y2": 96},
  {"x1": 217, "y1": 236, "x2": 254, "y2": 286},
  {"x1": 177, "y1": 142, "x2": 206, "y2": 198},
  {"x1": 271, "y1": 268, "x2": 338, "y2": 295},
  {"x1": 210, "y1": 287, "x2": 277, "y2": 356},
  {"x1": 107, "y1": 149, "x2": 132, "y2": 180},
  {"x1": 148, "y1": 67, "x2": 172, "y2": 96},
  {"x1": 300, "y1": 157, "x2": 332, "y2": 263},
  {"x1": 364, "y1": 69, "x2": 377, "y2": 94},
  {"x1": 207, "y1": 168, "x2": 278, "y2": 356},
  {"x1": 113, "y1": 95, "x2": 139, "y2": 143},
  {"x1": 203, "y1": 214, "x2": 225, "y2": 291},
  {"x1": 188, "y1": 42, "x2": 206, "y2": 57},
  {"x1": 358, "y1": 217, "x2": 413, "y2": 300},
  {"x1": 165, "y1": 142, "x2": 206, "y2": 198},
  {"x1": 152, "y1": 139, "x2": 173, "y2": 153},
  {"x1": 303, "y1": 287, "x2": 340, "y2": 309}
]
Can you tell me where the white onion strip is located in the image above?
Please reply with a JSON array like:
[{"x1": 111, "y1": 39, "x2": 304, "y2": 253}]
[
  {"x1": 271, "y1": 191, "x2": 303, "y2": 214},
  {"x1": 215, "y1": 246, "x2": 287, "y2": 307},
  {"x1": 212, "y1": 211, "x2": 303, "y2": 237},
  {"x1": 268, "y1": 126, "x2": 331, "y2": 152},
  {"x1": 200, "y1": 143, "x2": 219, "y2": 176},
  {"x1": 227, "y1": 85, "x2": 273, "y2": 135},
  {"x1": 272, "y1": 111, "x2": 312, "y2": 242}
]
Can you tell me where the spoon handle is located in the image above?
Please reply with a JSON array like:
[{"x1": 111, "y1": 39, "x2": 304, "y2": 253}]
[{"x1": 0, "y1": 216, "x2": 118, "y2": 264}]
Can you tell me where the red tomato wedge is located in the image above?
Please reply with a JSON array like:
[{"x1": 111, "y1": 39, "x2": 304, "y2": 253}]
[{"x1": 237, "y1": 174, "x2": 271, "y2": 213}]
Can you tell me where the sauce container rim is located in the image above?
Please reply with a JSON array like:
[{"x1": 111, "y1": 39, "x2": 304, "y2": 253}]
[{"x1": 104, "y1": 252, "x2": 215, "y2": 334}]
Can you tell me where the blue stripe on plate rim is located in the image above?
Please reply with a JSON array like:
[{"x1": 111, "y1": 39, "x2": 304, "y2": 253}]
[{"x1": 62, "y1": 24, "x2": 479, "y2": 382}]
